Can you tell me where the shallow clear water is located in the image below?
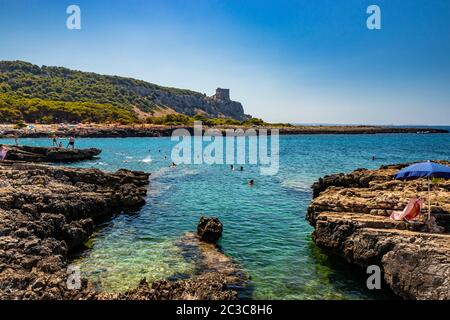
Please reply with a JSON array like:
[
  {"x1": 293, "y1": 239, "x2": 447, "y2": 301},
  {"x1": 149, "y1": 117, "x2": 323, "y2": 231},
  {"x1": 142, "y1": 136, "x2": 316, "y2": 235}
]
[{"x1": 2, "y1": 130, "x2": 449, "y2": 299}]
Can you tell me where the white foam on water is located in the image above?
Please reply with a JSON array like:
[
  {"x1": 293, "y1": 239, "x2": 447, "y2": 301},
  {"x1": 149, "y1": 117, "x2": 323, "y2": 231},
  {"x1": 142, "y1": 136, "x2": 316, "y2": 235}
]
[{"x1": 140, "y1": 155, "x2": 152, "y2": 163}]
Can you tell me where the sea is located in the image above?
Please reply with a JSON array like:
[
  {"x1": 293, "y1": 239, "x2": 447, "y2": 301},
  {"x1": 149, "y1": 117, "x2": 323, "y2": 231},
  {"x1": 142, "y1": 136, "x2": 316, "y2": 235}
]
[{"x1": 2, "y1": 127, "x2": 449, "y2": 299}]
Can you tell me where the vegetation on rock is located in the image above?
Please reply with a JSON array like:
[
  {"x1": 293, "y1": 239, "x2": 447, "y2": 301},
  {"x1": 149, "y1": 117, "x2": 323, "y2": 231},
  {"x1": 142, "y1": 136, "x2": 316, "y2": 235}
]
[
  {"x1": 0, "y1": 60, "x2": 248, "y2": 122},
  {"x1": 0, "y1": 93, "x2": 138, "y2": 124}
]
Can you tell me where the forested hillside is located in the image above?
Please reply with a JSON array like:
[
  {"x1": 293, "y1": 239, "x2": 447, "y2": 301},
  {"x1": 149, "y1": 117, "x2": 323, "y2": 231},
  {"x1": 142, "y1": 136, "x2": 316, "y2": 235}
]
[{"x1": 0, "y1": 61, "x2": 247, "y2": 123}]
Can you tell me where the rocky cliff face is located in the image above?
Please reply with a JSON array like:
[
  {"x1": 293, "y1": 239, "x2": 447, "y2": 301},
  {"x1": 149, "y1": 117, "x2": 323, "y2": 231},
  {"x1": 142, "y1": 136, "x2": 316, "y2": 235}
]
[
  {"x1": 307, "y1": 162, "x2": 450, "y2": 300},
  {"x1": 150, "y1": 89, "x2": 246, "y2": 120}
]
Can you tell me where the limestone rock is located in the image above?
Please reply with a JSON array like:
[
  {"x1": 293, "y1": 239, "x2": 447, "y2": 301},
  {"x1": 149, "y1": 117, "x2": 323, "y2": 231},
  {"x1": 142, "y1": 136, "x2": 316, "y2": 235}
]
[
  {"x1": 0, "y1": 162, "x2": 149, "y2": 299},
  {"x1": 308, "y1": 161, "x2": 450, "y2": 300},
  {"x1": 197, "y1": 217, "x2": 223, "y2": 244},
  {"x1": 1, "y1": 144, "x2": 101, "y2": 162}
]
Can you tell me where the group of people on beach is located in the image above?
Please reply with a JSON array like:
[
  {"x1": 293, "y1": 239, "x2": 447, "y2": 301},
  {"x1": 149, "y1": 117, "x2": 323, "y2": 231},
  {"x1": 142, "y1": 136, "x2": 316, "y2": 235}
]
[{"x1": 50, "y1": 135, "x2": 76, "y2": 149}]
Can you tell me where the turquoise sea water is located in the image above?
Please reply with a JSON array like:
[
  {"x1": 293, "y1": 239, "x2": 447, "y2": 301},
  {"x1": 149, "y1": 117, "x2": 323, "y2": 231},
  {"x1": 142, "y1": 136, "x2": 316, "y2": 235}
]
[{"x1": 2, "y1": 130, "x2": 450, "y2": 299}]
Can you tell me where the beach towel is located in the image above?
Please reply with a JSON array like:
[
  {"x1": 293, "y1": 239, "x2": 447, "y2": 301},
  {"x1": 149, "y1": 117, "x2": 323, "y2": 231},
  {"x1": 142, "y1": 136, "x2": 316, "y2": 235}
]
[
  {"x1": 0, "y1": 148, "x2": 8, "y2": 161},
  {"x1": 390, "y1": 198, "x2": 423, "y2": 221}
]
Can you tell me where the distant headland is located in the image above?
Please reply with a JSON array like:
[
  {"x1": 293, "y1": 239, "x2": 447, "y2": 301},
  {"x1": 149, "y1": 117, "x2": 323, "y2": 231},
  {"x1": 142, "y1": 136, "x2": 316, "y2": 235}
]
[
  {"x1": 0, "y1": 123, "x2": 448, "y2": 139},
  {"x1": 0, "y1": 60, "x2": 448, "y2": 137},
  {"x1": 0, "y1": 60, "x2": 249, "y2": 123}
]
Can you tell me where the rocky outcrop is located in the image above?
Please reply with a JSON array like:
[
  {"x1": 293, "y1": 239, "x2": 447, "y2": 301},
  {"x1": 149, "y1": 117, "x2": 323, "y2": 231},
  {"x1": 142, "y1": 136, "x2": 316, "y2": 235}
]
[
  {"x1": 0, "y1": 162, "x2": 150, "y2": 299},
  {"x1": 307, "y1": 161, "x2": 450, "y2": 300},
  {"x1": 0, "y1": 163, "x2": 247, "y2": 300},
  {"x1": 152, "y1": 89, "x2": 246, "y2": 120},
  {"x1": 1, "y1": 145, "x2": 101, "y2": 162},
  {"x1": 197, "y1": 217, "x2": 223, "y2": 244}
]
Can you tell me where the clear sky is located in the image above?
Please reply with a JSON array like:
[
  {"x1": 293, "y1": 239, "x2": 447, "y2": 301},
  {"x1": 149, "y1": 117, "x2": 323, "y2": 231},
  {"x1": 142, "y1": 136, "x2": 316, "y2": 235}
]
[{"x1": 1, "y1": 0, "x2": 449, "y2": 125}]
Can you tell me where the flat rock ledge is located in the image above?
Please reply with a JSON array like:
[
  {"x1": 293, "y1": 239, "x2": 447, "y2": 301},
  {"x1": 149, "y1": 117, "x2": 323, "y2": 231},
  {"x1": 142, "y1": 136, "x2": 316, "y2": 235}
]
[
  {"x1": 307, "y1": 161, "x2": 450, "y2": 300},
  {"x1": 0, "y1": 144, "x2": 101, "y2": 163}
]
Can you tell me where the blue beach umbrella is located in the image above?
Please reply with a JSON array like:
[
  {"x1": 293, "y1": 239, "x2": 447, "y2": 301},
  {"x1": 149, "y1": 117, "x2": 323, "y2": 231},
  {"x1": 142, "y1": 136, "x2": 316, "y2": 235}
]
[{"x1": 395, "y1": 161, "x2": 450, "y2": 219}]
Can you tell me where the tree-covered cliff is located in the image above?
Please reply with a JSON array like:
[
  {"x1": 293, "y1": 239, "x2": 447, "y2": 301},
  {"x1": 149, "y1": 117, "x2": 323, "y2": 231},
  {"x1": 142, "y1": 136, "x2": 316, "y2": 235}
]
[{"x1": 0, "y1": 60, "x2": 247, "y2": 123}]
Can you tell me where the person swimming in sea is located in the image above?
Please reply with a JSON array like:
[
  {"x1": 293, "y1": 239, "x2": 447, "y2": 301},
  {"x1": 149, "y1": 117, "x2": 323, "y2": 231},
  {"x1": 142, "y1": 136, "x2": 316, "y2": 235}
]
[
  {"x1": 248, "y1": 179, "x2": 254, "y2": 186},
  {"x1": 170, "y1": 162, "x2": 177, "y2": 168},
  {"x1": 240, "y1": 166, "x2": 244, "y2": 171},
  {"x1": 230, "y1": 165, "x2": 234, "y2": 171}
]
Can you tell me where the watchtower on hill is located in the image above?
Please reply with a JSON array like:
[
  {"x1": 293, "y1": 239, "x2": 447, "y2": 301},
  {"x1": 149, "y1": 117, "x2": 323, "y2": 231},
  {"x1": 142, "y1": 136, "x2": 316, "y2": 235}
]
[{"x1": 213, "y1": 88, "x2": 230, "y2": 101}]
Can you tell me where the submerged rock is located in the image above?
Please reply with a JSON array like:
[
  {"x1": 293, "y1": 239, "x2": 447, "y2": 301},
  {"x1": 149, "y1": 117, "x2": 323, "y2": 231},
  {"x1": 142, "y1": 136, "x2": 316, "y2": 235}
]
[
  {"x1": 99, "y1": 273, "x2": 236, "y2": 300},
  {"x1": 197, "y1": 217, "x2": 223, "y2": 243},
  {"x1": 308, "y1": 161, "x2": 450, "y2": 300},
  {"x1": 0, "y1": 144, "x2": 101, "y2": 163},
  {"x1": 98, "y1": 233, "x2": 251, "y2": 300}
]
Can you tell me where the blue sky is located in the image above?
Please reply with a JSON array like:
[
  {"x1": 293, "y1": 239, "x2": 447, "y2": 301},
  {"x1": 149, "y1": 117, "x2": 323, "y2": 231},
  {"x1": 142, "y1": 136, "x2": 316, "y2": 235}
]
[{"x1": 1, "y1": 0, "x2": 449, "y2": 125}]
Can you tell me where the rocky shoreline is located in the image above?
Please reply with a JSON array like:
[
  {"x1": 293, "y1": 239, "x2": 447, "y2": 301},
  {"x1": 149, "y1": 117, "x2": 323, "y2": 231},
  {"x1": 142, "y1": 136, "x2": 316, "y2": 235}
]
[
  {"x1": 0, "y1": 162, "x2": 150, "y2": 299},
  {"x1": 307, "y1": 162, "x2": 450, "y2": 300},
  {"x1": 0, "y1": 124, "x2": 448, "y2": 138},
  {"x1": 0, "y1": 162, "x2": 246, "y2": 300}
]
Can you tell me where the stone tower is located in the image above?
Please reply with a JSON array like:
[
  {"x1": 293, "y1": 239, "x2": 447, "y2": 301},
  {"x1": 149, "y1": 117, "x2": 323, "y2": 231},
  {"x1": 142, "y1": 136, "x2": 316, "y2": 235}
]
[{"x1": 213, "y1": 88, "x2": 230, "y2": 101}]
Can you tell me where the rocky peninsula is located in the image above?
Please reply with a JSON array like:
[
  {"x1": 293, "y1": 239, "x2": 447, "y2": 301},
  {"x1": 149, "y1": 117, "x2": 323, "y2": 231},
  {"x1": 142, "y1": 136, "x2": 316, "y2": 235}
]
[
  {"x1": 307, "y1": 162, "x2": 450, "y2": 300},
  {"x1": 0, "y1": 162, "x2": 150, "y2": 299},
  {"x1": 0, "y1": 144, "x2": 101, "y2": 162},
  {"x1": 0, "y1": 124, "x2": 448, "y2": 139}
]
